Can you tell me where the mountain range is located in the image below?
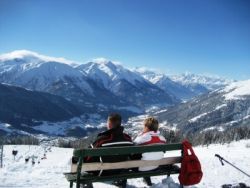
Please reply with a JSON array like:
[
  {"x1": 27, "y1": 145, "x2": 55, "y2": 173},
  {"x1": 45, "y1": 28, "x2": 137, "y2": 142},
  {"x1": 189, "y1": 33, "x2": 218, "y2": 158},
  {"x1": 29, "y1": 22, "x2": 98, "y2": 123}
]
[{"x1": 0, "y1": 50, "x2": 235, "y2": 136}]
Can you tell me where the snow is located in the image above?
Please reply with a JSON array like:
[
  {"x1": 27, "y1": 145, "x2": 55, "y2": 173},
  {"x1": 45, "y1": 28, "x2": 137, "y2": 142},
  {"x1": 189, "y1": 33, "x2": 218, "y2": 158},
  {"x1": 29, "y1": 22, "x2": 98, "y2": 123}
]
[
  {"x1": 0, "y1": 123, "x2": 33, "y2": 135},
  {"x1": 223, "y1": 79, "x2": 250, "y2": 100},
  {"x1": 33, "y1": 115, "x2": 104, "y2": 136},
  {"x1": 91, "y1": 57, "x2": 122, "y2": 66},
  {"x1": 189, "y1": 103, "x2": 231, "y2": 123},
  {"x1": 215, "y1": 104, "x2": 227, "y2": 110},
  {"x1": 201, "y1": 126, "x2": 224, "y2": 132},
  {"x1": 0, "y1": 123, "x2": 12, "y2": 133},
  {"x1": 189, "y1": 112, "x2": 208, "y2": 123},
  {"x1": 1, "y1": 140, "x2": 250, "y2": 188},
  {"x1": 0, "y1": 145, "x2": 72, "y2": 188},
  {"x1": 194, "y1": 140, "x2": 250, "y2": 187},
  {"x1": 224, "y1": 115, "x2": 250, "y2": 126},
  {"x1": 134, "y1": 67, "x2": 165, "y2": 84}
]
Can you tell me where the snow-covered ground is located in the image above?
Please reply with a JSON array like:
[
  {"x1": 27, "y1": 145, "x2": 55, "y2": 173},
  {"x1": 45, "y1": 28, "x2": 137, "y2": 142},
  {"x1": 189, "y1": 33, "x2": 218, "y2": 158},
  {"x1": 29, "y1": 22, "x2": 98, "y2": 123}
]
[{"x1": 0, "y1": 140, "x2": 250, "y2": 188}]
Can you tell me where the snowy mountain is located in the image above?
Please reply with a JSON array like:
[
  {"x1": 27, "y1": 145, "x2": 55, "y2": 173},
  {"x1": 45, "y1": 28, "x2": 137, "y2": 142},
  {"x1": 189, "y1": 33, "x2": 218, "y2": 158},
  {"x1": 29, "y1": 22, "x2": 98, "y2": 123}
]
[
  {"x1": 77, "y1": 58, "x2": 145, "y2": 89},
  {"x1": 0, "y1": 50, "x2": 180, "y2": 111},
  {"x1": 154, "y1": 79, "x2": 250, "y2": 134},
  {"x1": 0, "y1": 50, "x2": 92, "y2": 95},
  {"x1": 170, "y1": 72, "x2": 233, "y2": 91},
  {"x1": 135, "y1": 68, "x2": 206, "y2": 101},
  {"x1": 0, "y1": 51, "x2": 133, "y2": 112},
  {"x1": 77, "y1": 59, "x2": 179, "y2": 107},
  {"x1": 135, "y1": 68, "x2": 234, "y2": 101}
]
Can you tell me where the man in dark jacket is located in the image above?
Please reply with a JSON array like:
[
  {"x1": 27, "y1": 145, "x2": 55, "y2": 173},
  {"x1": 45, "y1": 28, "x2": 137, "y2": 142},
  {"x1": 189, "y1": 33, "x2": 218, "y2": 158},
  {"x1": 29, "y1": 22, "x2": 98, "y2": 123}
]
[{"x1": 84, "y1": 113, "x2": 133, "y2": 188}]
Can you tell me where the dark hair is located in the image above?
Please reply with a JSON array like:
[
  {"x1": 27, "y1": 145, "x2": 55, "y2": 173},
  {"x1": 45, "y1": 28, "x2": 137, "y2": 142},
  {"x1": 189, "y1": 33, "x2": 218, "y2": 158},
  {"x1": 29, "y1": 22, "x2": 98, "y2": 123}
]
[
  {"x1": 144, "y1": 117, "x2": 159, "y2": 132},
  {"x1": 108, "y1": 113, "x2": 122, "y2": 128}
]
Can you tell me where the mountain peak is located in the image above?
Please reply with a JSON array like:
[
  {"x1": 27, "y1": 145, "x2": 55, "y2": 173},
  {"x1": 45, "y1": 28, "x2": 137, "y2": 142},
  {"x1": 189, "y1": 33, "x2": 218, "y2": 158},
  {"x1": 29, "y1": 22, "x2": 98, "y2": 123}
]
[
  {"x1": 134, "y1": 67, "x2": 167, "y2": 84},
  {"x1": 0, "y1": 50, "x2": 77, "y2": 66},
  {"x1": 91, "y1": 57, "x2": 122, "y2": 66}
]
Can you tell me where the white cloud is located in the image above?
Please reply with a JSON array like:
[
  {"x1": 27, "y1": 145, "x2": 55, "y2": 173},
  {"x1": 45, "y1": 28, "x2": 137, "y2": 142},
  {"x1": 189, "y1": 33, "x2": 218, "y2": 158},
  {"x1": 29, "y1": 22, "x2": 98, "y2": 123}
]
[{"x1": 0, "y1": 50, "x2": 79, "y2": 66}]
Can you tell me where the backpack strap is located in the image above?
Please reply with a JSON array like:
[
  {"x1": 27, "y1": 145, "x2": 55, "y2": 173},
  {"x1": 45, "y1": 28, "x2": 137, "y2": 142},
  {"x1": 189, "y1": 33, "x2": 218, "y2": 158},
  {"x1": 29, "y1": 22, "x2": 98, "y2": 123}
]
[{"x1": 182, "y1": 140, "x2": 195, "y2": 156}]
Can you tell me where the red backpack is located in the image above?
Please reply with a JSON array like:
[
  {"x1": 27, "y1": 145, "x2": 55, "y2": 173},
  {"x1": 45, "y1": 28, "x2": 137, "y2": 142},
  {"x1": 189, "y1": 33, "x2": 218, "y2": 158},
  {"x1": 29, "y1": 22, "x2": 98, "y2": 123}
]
[{"x1": 178, "y1": 140, "x2": 203, "y2": 186}]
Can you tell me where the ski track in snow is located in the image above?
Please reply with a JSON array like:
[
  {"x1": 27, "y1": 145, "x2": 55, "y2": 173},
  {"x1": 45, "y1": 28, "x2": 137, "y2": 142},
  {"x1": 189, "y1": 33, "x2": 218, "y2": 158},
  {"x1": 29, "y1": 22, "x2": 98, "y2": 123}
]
[{"x1": 0, "y1": 140, "x2": 250, "y2": 188}]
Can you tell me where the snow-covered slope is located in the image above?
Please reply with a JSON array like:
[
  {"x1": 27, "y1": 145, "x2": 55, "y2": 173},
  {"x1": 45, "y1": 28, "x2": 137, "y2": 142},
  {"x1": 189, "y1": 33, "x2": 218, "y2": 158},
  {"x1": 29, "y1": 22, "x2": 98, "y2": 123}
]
[
  {"x1": 153, "y1": 79, "x2": 250, "y2": 134},
  {"x1": 222, "y1": 79, "x2": 250, "y2": 100},
  {"x1": 0, "y1": 83, "x2": 83, "y2": 131},
  {"x1": 1, "y1": 140, "x2": 249, "y2": 188}
]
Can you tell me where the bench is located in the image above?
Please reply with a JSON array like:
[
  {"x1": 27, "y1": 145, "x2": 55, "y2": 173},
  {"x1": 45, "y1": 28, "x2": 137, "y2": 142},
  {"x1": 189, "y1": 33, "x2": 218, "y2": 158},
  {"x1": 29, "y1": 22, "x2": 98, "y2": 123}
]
[{"x1": 64, "y1": 143, "x2": 183, "y2": 188}]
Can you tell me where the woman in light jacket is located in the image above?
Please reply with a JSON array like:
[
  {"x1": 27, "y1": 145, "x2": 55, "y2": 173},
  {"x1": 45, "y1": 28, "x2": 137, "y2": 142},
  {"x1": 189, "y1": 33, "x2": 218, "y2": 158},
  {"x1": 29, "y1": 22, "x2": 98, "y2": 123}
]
[{"x1": 134, "y1": 117, "x2": 166, "y2": 186}]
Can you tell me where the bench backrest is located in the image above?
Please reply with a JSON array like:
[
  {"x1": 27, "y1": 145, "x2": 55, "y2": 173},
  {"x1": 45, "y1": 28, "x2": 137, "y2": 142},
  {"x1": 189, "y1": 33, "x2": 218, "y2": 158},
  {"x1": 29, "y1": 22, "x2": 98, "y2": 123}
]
[
  {"x1": 72, "y1": 143, "x2": 183, "y2": 172},
  {"x1": 73, "y1": 143, "x2": 182, "y2": 157}
]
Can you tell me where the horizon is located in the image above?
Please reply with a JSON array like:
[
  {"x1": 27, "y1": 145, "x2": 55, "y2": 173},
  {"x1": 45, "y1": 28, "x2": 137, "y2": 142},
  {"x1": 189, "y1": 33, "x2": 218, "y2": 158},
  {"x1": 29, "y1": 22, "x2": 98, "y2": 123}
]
[
  {"x1": 0, "y1": 49, "x2": 238, "y2": 81},
  {"x1": 0, "y1": 0, "x2": 250, "y2": 80}
]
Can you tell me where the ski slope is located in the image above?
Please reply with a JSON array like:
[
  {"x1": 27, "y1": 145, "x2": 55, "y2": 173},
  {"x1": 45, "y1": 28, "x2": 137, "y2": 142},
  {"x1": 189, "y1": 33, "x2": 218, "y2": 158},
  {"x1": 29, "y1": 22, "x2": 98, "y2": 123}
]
[{"x1": 0, "y1": 140, "x2": 249, "y2": 188}]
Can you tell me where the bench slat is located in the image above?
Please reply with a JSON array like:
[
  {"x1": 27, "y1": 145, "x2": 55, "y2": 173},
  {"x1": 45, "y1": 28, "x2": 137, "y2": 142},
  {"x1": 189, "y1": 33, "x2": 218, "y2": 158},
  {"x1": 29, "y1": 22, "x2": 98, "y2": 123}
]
[
  {"x1": 65, "y1": 167, "x2": 180, "y2": 183},
  {"x1": 74, "y1": 143, "x2": 182, "y2": 157},
  {"x1": 71, "y1": 156, "x2": 181, "y2": 172}
]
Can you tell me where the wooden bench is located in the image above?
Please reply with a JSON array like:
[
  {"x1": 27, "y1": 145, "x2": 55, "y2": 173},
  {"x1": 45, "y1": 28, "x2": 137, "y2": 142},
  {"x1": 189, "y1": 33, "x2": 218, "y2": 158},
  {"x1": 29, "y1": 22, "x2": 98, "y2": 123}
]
[{"x1": 64, "y1": 143, "x2": 183, "y2": 188}]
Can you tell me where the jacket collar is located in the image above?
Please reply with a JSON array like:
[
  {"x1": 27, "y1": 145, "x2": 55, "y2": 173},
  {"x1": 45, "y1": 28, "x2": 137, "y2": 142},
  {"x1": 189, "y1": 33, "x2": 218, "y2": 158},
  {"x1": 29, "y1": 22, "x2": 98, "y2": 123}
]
[
  {"x1": 98, "y1": 126, "x2": 124, "y2": 137},
  {"x1": 141, "y1": 131, "x2": 160, "y2": 136}
]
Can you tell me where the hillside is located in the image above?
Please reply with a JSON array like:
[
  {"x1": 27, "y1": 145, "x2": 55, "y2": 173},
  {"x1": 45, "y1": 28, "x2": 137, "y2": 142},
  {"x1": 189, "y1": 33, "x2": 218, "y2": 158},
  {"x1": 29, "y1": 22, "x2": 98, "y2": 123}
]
[
  {"x1": 0, "y1": 83, "x2": 83, "y2": 135},
  {"x1": 155, "y1": 79, "x2": 250, "y2": 134}
]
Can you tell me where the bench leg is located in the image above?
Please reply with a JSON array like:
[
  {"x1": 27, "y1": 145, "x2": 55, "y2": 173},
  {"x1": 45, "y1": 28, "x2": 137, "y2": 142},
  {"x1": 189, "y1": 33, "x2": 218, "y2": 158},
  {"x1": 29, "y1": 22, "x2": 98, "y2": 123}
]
[
  {"x1": 76, "y1": 179, "x2": 80, "y2": 188},
  {"x1": 70, "y1": 181, "x2": 73, "y2": 188},
  {"x1": 76, "y1": 157, "x2": 83, "y2": 188}
]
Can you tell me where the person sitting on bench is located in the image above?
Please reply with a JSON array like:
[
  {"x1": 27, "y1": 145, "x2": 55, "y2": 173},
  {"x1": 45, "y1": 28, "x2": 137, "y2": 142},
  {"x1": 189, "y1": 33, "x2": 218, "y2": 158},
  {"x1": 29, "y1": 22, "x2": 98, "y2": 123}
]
[
  {"x1": 133, "y1": 117, "x2": 166, "y2": 186},
  {"x1": 85, "y1": 113, "x2": 134, "y2": 188}
]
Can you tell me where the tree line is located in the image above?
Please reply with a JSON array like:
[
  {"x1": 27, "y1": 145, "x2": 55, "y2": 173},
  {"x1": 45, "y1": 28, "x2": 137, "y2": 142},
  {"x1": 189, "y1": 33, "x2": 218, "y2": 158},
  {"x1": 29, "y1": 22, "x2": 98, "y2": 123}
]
[
  {"x1": 0, "y1": 135, "x2": 39, "y2": 145},
  {"x1": 1, "y1": 125, "x2": 249, "y2": 148},
  {"x1": 160, "y1": 125, "x2": 250, "y2": 146}
]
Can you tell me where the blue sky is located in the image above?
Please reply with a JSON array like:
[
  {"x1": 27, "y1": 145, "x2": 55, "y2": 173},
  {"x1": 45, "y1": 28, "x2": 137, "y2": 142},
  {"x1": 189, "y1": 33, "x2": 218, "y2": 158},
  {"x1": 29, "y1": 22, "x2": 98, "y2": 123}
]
[{"x1": 0, "y1": 0, "x2": 249, "y2": 80}]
